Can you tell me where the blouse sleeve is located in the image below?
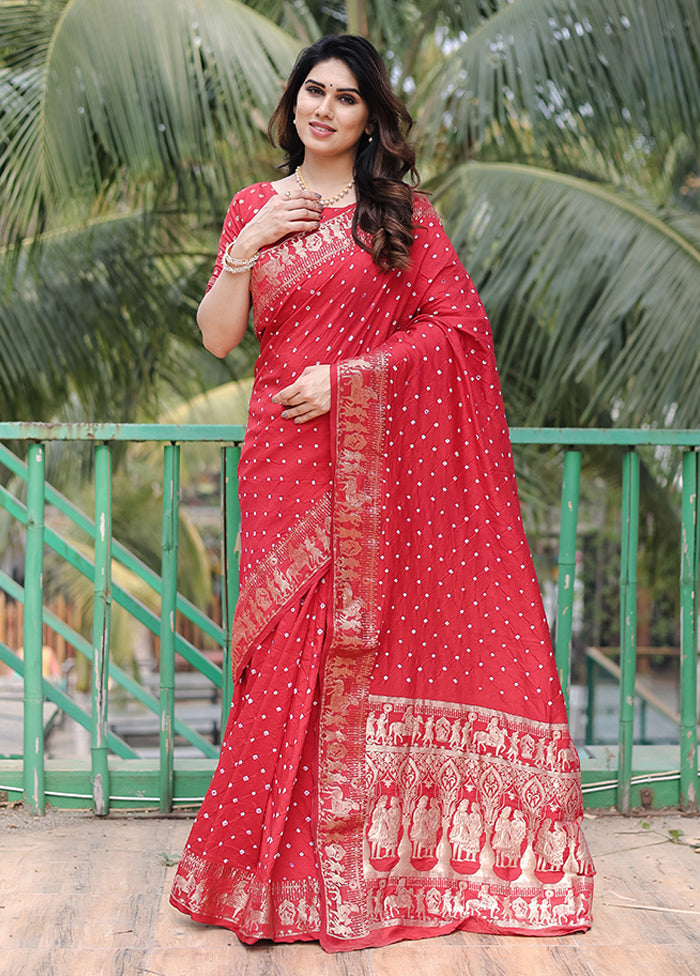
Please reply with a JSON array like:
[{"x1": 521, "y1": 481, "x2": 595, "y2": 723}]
[{"x1": 205, "y1": 192, "x2": 248, "y2": 293}]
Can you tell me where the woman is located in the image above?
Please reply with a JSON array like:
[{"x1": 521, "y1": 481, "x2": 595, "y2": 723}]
[{"x1": 170, "y1": 34, "x2": 594, "y2": 952}]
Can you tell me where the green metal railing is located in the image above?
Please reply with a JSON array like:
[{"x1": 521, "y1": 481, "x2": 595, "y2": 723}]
[
  {"x1": 0, "y1": 423, "x2": 697, "y2": 815},
  {"x1": 0, "y1": 424, "x2": 243, "y2": 815}
]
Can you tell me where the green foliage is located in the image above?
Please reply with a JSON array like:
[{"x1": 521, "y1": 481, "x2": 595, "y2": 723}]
[
  {"x1": 0, "y1": 0, "x2": 301, "y2": 422},
  {"x1": 0, "y1": 212, "x2": 214, "y2": 420},
  {"x1": 0, "y1": 0, "x2": 299, "y2": 241},
  {"x1": 1, "y1": 0, "x2": 699, "y2": 430},
  {"x1": 433, "y1": 163, "x2": 700, "y2": 427},
  {"x1": 417, "y1": 1, "x2": 700, "y2": 174},
  {"x1": 3, "y1": 0, "x2": 694, "y2": 687}
]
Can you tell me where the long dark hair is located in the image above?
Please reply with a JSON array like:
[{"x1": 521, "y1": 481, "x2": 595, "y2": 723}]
[{"x1": 268, "y1": 35, "x2": 419, "y2": 270}]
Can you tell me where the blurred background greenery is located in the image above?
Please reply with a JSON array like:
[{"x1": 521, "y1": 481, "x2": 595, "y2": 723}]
[{"x1": 1, "y1": 0, "x2": 698, "y2": 667}]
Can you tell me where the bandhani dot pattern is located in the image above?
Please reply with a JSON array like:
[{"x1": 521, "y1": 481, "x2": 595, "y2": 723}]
[{"x1": 170, "y1": 184, "x2": 594, "y2": 952}]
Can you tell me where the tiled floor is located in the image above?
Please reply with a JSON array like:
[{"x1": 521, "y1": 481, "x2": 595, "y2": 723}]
[{"x1": 1, "y1": 807, "x2": 699, "y2": 975}]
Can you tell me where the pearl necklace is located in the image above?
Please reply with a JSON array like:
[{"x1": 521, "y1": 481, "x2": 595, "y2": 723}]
[{"x1": 295, "y1": 166, "x2": 354, "y2": 207}]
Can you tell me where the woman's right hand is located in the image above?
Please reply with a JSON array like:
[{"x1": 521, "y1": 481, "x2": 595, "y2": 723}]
[
  {"x1": 231, "y1": 187, "x2": 323, "y2": 258},
  {"x1": 197, "y1": 187, "x2": 323, "y2": 358}
]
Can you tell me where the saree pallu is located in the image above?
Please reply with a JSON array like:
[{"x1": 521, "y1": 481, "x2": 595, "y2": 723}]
[{"x1": 170, "y1": 184, "x2": 595, "y2": 951}]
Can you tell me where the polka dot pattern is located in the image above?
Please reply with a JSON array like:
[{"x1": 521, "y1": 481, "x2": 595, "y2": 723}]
[
  {"x1": 172, "y1": 183, "x2": 580, "y2": 949},
  {"x1": 181, "y1": 581, "x2": 329, "y2": 883}
]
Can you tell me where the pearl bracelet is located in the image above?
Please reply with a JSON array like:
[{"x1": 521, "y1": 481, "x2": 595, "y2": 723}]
[{"x1": 222, "y1": 239, "x2": 259, "y2": 274}]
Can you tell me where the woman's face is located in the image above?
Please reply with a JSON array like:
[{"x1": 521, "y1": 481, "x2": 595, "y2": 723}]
[{"x1": 294, "y1": 58, "x2": 371, "y2": 163}]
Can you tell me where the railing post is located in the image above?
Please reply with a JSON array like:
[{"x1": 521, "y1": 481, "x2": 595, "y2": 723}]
[
  {"x1": 585, "y1": 652, "x2": 596, "y2": 744},
  {"x1": 618, "y1": 449, "x2": 640, "y2": 814},
  {"x1": 91, "y1": 443, "x2": 112, "y2": 816},
  {"x1": 556, "y1": 449, "x2": 581, "y2": 713},
  {"x1": 221, "y1": 445, "x2": 241, "y2": 731},
  {"x1": 23, "y1": 443, "x2": 46, "y2": 815},
  {"x1": 159, "y1": 443, "x2": 180, "y2": 813},
  {"x1": 640, "y1": 698, "x2": 648, "y2": 745},
  {"x1": 680, "y1": 449, "x2": 699, "y2": 811}
]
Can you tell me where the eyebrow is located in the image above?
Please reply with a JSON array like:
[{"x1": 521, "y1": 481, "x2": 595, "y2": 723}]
[{"x1": 305, "y1": 77, "x2": 361, "y2": 95}]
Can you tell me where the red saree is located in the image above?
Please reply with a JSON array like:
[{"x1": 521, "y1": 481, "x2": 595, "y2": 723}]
[{"x1": 170, "y1": 183, "x2": 594, "y2": 951}]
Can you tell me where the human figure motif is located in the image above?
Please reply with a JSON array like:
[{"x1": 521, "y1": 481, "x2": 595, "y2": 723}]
[
  {"x1": 435, "y1": 715, "x2": 452, "y2": 742},
  {"x1": 403, "y1": 706, "x2": 416, "y2": 740},
  {"x1": 413, "y1": 887, "x2": 426, "y2": 919},
  {"x1": 449, "y1": 799, "x2": 483, "y2": 862},
  {"x1": 169, "y1": 31, "x2": 594, "y2": 952},
  {"x1": 492, "y1": 806, "x2": 527, "y2": 868},
  {"x1": 411, "y1": 714, "x2": 424, "y2": 744},
  {"x1": 368, "y1": 795, "x2": 402, "y2": 859},
  {"x1": 528, "y1": 895, "x2": 542, "y2": 925},
  {"x1": 392, "y1": 878, "x2": 413, "y2": 916},
  {"x1": 385, "y1": 797, "x2": 402, "y2": 852},
  {"x1": 534, "y1": 818, "x2": 568, "y2": 871},
  {"x1": 409, "y1": 795, "x2": 442, "y2": 860},
  {"x1": 534, "y1": 737, "x2": 547, "y2": 766},
  {"x1": 374, "y1": 706, "x2": 391, "y2": 745},
  {"x1": 366, "y1": 710, "x2": 377, "y2": 742}
]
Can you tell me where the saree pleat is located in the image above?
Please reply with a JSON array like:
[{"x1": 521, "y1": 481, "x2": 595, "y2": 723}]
[
  {"x1": 171, "y1": 184, "x2": 594, "y2": 951},
  {"x1": 171, "y1": 576, "x2": 329, "y2": 942}
]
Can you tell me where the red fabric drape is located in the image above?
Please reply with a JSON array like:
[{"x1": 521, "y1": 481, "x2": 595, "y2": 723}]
[{"x1": 170, "y1": 185, "x2": 594, "y2": 951}]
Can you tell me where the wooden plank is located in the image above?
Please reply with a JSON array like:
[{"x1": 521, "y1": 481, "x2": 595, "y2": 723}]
[
  {"x1": 582, "y1": 947, "x2": 698, "y2": 976},
  {"x1": 580, "y1": 814, "x2": 700, "y2": 947},
  {"x1": 1, "y1": 949, "x2": 147, "y2": 976},
  {"x1": 370, "y1": 943, "x2": 597, "y2": 976},
  {"x1": 2, "y1": 809, "x2": 700, "y2": 976}
]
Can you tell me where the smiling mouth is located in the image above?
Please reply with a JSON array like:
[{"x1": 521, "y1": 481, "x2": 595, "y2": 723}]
[{"x1": 310, "y1": 122, "x2": 335, "y2": 134}]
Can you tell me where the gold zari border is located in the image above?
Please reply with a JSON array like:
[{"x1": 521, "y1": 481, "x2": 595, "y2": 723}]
[
  {"x1": 252, "y1": 210, "x2": 356, "y2": 319},
  {"x1": 229, "y1": 492, "x2": 332, "y2": 680}
]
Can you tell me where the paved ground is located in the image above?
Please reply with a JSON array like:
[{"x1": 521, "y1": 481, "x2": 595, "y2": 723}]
[{"x1": 1, "y1": 805, "x2": 699, "y2": 976}]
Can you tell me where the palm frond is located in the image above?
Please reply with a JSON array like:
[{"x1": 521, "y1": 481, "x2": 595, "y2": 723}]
[
  {"x1": 0, "y1": 210, "x2": 215, "y2": 420},
  {"x1": 433, "y1": 161, "x2": 700, "y2": 427},
  {"x1": 0, "y1": 0, "x2": 301, "y2": 243},
  {"x1": 417, "y1": 0, "x2": 700, "y2": 179},
  {"x1": 243, "y1": 0, "x2": 322, "y2": 41}
]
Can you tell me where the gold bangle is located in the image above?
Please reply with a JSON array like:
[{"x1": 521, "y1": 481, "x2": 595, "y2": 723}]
[{"x1": 222, "y1": 239, "x2": 259, "y2": 274}]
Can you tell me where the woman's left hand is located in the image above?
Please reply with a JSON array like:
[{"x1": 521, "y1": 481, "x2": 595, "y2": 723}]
[{"x1": 272, "y1": 364, "x2": 331, "y2": 424}]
